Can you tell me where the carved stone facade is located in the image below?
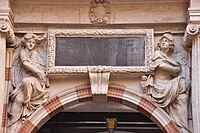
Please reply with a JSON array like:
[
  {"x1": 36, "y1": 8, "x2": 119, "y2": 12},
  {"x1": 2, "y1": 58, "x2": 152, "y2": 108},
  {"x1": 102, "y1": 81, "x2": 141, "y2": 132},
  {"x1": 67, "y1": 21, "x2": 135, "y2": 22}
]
[{"x1": 0, "y1": 0, "x2": 200, "y2": 133}]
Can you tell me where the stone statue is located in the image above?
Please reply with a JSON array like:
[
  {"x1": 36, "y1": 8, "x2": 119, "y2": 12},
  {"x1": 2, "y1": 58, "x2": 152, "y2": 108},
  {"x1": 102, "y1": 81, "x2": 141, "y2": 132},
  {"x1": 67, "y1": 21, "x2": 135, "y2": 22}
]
[
  {"x1": 141, "y1": 32, "x2": 191, "y2": 133},
  {"x1": 8, "y1": 33, "x2": 49, "y2": 133}
]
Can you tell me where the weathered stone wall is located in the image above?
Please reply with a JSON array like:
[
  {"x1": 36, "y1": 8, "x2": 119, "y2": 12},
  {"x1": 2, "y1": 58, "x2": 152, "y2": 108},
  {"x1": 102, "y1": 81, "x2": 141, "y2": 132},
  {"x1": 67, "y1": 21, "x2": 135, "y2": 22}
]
[{"x1": 12, "y1": 2, "x2": 188, "y2": 24}]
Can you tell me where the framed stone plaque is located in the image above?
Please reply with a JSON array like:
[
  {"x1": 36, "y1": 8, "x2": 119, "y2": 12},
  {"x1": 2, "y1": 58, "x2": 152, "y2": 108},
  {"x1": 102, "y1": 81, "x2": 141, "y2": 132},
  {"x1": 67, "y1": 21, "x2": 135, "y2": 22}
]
[{"x1": 47, "y1": 29, "x2": 154, "y2": 75}]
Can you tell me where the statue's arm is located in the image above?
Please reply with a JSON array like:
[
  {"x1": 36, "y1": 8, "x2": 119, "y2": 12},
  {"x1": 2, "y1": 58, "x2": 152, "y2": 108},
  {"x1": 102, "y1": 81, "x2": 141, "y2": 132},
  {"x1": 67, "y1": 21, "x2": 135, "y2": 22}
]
[
  {"x1": 158, "y1": 61, "x2": 180, "y2": 75},
  {"x1": 22, "y1": 60, "x2": 42, "y2": 73},
  {"x1": 20, "y1": 50, "x2": 46, "y2": 82}
]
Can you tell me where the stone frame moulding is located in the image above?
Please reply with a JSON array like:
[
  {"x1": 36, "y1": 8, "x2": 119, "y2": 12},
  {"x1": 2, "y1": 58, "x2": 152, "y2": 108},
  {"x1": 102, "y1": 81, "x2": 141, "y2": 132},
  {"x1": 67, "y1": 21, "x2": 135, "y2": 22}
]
[{"x1": 47, "y1": 29, "x2": 154, "y2": 77}]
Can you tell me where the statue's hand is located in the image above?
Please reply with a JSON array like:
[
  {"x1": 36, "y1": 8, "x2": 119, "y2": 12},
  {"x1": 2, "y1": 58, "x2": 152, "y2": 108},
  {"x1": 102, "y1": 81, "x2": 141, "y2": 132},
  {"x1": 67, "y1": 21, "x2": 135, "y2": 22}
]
[
  {"x1": 173, "y1": 66, "x2": 181, "y2": 76},
  {"x1": 176, "y1": 66, "x2": 181, "y2": 73},
  {"x1": 37, "y1": 70, "x2": 46, "y2": 83}
]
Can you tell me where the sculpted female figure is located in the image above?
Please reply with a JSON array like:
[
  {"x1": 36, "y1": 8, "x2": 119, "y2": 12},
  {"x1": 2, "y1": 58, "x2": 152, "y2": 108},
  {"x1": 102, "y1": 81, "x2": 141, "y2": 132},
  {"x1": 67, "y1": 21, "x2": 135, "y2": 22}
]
[
  {"x1": 8, "y1": 33, "x2": 49, "y2": 133},
  {"x1": 141, "y1": 32, "x2": 190, "y2": 133}
]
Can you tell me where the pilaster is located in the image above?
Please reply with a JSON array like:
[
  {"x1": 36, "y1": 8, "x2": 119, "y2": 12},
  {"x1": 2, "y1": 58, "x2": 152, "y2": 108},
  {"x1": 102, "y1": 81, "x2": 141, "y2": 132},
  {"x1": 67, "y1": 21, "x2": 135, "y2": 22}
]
[
  {"x1": 0, "y1": 31, "x2": 6, "y2": 133},
  {"x1": 190, "y1": 0, "x2": 200, "y2": 9},
  {"x1": 186, "y1": 1, "x2": 200, "y2": 132},
  {"x1": 191, "y1": 32, "x2": 200, "y2": 133},
  {"x1": 0, "y1": 21, "x2": 17, "y2": 133},
  {"x1": 0, "y1": 1, "x2": 17, "y2": 132},
  {"x1": 183, "y1": 24, "x2": 200, "y2": 133}
]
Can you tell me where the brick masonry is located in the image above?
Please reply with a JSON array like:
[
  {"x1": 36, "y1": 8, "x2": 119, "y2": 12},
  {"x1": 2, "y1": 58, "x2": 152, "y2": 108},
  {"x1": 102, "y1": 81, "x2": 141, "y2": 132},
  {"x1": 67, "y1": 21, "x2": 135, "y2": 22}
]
[
  {"x1": 107, "y1": 83, "x2": 125, "y2": 103},
  {"x1": 163, "y1": 121, "x2": 180, "y2": 133},
  {"x1": 137, "y1": 96, "x2": 157, "y2": 118},
  {"x1": 76, "y1": 84, "x2": 93, "y2": 103},
  {"x1": 19, "y1": 120, "x2": 38, "y2": 133},
  {"x1": 5, "y1": 68, "x2": 10, "y2": 81},
  {"x1": 43, "y1": 96, "x2": 64, "y2": 118},
  {"x1": 1, "y1": 104, "x2": 8, "y2": 128}
]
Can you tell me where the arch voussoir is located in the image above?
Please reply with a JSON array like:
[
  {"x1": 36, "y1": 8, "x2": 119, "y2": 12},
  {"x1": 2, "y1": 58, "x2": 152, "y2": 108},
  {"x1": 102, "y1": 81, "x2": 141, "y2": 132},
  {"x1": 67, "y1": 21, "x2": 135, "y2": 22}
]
[{"x1": 19, "y1": 83, "x2": 180, "y2": 133}]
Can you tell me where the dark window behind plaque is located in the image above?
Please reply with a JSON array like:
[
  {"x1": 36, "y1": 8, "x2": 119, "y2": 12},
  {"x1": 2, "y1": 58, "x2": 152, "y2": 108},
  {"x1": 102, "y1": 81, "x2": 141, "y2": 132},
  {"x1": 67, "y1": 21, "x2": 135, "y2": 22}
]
[{"x1": 55, "y1": 37, "x2": 145, "y2": 66}]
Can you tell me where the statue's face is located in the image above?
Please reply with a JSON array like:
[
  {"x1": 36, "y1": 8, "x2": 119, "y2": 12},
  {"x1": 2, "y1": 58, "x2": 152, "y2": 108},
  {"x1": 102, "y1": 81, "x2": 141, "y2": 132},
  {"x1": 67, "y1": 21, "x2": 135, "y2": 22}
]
[
  {"x1": 160, "y1": 37, "x2": 171, "y2": 51},
  {"x1": 25, "y1": 38, "x2": 35, "y2": 51}
]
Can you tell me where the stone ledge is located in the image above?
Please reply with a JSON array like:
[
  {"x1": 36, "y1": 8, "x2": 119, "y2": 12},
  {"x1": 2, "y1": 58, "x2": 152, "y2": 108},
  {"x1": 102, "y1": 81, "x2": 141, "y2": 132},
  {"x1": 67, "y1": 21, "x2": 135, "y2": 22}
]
[{"x1": 187, "y1": 8, "x2": 200, "y2": 24}]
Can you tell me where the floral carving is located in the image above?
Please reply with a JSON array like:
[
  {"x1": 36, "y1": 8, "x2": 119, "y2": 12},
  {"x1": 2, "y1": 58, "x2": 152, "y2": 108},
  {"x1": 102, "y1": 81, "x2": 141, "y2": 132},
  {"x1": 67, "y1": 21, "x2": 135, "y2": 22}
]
[{"x1": 89, "y1": 0, "x2": 111, "y2": 25}]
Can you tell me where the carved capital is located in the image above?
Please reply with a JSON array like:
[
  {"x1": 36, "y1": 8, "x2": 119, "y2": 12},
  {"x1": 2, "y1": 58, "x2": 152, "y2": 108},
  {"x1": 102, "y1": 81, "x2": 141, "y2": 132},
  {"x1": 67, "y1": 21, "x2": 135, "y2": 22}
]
[
  {"x1": 0, "y1": 21, "x2": 9, "y2": 33},
  {"x1": 183, "y1": 24, "x2": 200, "y2": 47},
  {"x1": 0, "y1": 20, "x2": 18, "y2": 48},
  {"x1": 89, "y1": 0, "x2": 111, "y2": 25},
  {"x1": 186, "y1": 24, "x2": 199, "y2": 35}
]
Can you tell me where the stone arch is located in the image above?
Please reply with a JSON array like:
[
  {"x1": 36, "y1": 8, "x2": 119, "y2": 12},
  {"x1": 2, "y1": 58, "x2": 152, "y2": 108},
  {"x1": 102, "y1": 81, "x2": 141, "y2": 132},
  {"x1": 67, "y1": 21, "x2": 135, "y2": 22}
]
[{"x1": 19, "y1": 83, "x2": 180, "y2": 133}]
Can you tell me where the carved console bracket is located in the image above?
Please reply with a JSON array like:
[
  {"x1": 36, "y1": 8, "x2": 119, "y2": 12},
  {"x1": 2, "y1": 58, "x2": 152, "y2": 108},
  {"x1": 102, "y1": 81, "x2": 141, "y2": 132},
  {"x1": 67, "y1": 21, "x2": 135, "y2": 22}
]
[
  {"x1": 89, "y1": 72, "x2": 110, "y2": 94},
  {"x1": 0, "y1": 20, "x2": 18, "y2": 47},
  {"x1": 89, "y1": 72, "x2": 110, "y2": 101},
  {"x1": 183, "y1": 24, "x2": 200, "y2": 47}
]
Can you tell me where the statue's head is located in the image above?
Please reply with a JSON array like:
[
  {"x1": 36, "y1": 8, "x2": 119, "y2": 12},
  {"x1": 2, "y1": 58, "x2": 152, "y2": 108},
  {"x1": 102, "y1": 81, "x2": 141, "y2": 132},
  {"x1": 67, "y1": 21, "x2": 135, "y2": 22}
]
[
  {"x1": 157, "y1": 31, "x2": 174, "y2": 53},
  {"x1": 21, "y1": 33, "x2": 46, "y2": 50},
  {"x1": 21, "y1": 33, "x2": 37, "y2": 50}
]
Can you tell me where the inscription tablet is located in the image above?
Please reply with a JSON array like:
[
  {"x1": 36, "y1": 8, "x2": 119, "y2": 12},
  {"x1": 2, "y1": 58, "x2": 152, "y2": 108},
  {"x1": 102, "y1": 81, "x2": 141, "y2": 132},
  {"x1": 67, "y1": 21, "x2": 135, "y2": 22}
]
[{"x1": 55, "y1": 37, "x2": 145, "y2": 66}]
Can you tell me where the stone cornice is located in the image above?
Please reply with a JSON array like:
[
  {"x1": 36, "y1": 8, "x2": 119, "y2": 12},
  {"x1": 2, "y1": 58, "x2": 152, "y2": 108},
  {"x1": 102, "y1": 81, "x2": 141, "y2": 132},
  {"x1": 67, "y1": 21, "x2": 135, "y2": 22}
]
[
  {"x1": 187, "y1": 8, "x2": 200, "y2": 24},
  {"x1": 183, "y1": 23, "x2": 200, "y2": 47},
  {"x1": 0, "y1": 9, "x2": 14, "y2": 28},
  {"x1": 0, "y1": 20, "x2": 18, "y2": 47},
  {"x1": 11, "y1": 0, "x2": 188, "y2": 5},
  {"x1": 0, "y1": 2, "x2": 17, "y2": 47}
]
